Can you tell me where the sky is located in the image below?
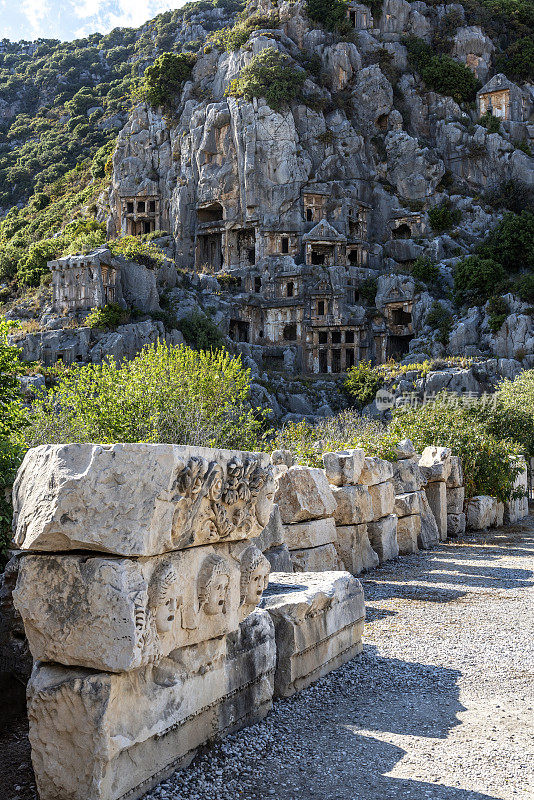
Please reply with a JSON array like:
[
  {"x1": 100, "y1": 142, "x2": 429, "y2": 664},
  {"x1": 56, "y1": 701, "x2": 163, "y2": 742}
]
[{"x1": 0, "y1": 0, "x2": 189, "y2": 43}]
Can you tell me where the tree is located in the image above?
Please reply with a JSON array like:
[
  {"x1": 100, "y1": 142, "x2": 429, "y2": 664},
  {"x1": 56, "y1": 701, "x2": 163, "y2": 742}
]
[
  {"x1": 226, "y1": 48, "x2": 306, "y2": 111},
  {"x1": 480, "y1": 211, "x2": 534, "y2": 273},
  {"x1": 453, "y1": 256, "x2": 507, "y2": 306},
  {"x1": 141, "y1": 52, "x2": 194, "y2": 111},
  {"x1": 306, "y1": 0, "x2": 349, "y2": 32}
]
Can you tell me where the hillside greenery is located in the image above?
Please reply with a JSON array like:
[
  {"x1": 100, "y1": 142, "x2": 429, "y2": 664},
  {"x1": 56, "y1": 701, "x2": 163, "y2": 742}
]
[{"x1": 226, "y1": 47, "x2": 306, "y2": 110}]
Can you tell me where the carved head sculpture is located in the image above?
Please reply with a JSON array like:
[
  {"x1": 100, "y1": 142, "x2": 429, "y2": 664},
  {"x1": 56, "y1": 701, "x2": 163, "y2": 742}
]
[
  {"x1": 252, "y1": 465, "x2": 275, "y2": 528},
  {"x1": 240, "y1": 546, "x2": 270, "y2": 608},
  {"x1": 198, "y1": 554, "x2": 230, "y2": 615},
  {"x1": 148, "y1": 563, "x2": 181, "y2": 634}
]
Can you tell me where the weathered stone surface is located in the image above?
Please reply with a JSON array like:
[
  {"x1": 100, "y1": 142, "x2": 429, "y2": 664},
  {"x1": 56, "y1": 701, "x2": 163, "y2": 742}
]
[
  {"x1": 27, "y1": 609, "x2": 275, "y2": 800},
  {"x1": 368, "y1": 481, "x2": 395, "y2": 521},
  {"x1": 251, "y1": 504, "x2": 285, "y2": 553},
  {"x1": 446, "y1": 456, "x2": 464, "y2": 489},
  {"x1": 331, "y1": 484, "x2": 373, "y2": 525},
  {"x1": 418, "y1": 490, "x2": 440, "y2": 549},
  {"x1": 264, "y1": 544, "x2": 293, "y2": 573},
  {"x1": 466, "y1": 495, "x2": 497, "y2": 530},
  {"x1": 283, "y1": 517, "x2": 337, "y2": 550},
  {"x1": 504, "y1": 458, "x2": 529, "y2": 523},
  {"x1": 334, "y1": 524, "x2": 379, "y2": 575},
  {"x1": 359, "y1": 457, "x2": 394, "y2": 486},
  {"x1": 289, "y1": 544, "x2": 341, "y2": 573},
  {"x1": 447, "y1": 486, "x2": 465, "y2": 515},
  {"x1": 419, "y1": 446, "x2": 452, "y2": 483},
  {"x1": 322, "y1": 449, "x2": 365, "y2": 486},
  {"x1": 13, "y1": 444, "x2": 274, "y2": 556},
  {"x1": 394, "y1": 491, "x2": 420, "y2": 518},
  {"x1": 275, "y1": 466, "x2": 336, "y2": 523},
  {"x1": 13, "y1": 542, "x2": 270, "y2": 672},
  {"x1": 396, "y1": 515, "x2": 421, "y2": 555},
  {"x1": 392, "y1": 459, "x2": 424, "y2": 493},
  {"x1": 261, "y1": 572, "x2": 365, "y2": 697},
  {"x1": 367, "y1": 514, "x2": 399, "y2": 563},
  {"x1": 447, "y1": 513, "x2": 466, "y2": 538},
  {"x1": 0, "y1": 555, "x2": 32, "y2": 679},
  {"x1": 425, "y1": 481, "x2": 448, "y2": 541},
  {"x1": 394, "y1": 439, "x2": 417, "y2": 460}
]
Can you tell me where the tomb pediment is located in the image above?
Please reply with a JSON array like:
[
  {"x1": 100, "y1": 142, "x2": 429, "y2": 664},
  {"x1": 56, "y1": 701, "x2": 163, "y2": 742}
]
[{"x1": 303, "y1": 219, "x2": 346, "y2": 243}]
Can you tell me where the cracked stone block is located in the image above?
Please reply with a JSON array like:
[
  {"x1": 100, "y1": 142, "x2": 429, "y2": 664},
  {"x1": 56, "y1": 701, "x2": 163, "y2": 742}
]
[
  {"x1": 275, "y1": 466, "x2": 336, "y2": 524},
  {"x1": 425, "y1": 481, "x2": 448, "y2": 541},
  {"x1": 392, "y1": 459, "x2": 425, "y2": 494},
  {"x1": 334, "y1": 524, "x2": 379, "y2": 575},
  {"x1": 367, "y1": 514, "x2": 399, "y2": 563},
  {"x1": 394, "y1": 491, "x2": 420, "y2": 518},
  {"x1": 418, "y1": 490, "x2": 440, "y2": 549},
  {"x1": 368, "y1": 481, "x2": 395, "y2": 521},
  {"x1": 331, "y1": 485, "x2": 373, "y2": 525},
  {"x1": 283, "y1": 517, "x2": 337, "y2": 550},
  {"x1": 446, "y1": 456, "x2": 464, "y2": 489},
  {"x1": 419, "y1": 446, "x2": 452, "y2": 484},
  {"x1": 261, "y1": 572, "x2": 365, "y2": 697},
  {"x1": 26, "y1": 610, "x2": 275, "y2": 800},
  {"x1": 447, "y1": 486, "x2": 465, "y2": 515},
  {"x1": 289, "y1": 544, "x2": 341, "y2": 573},
  {"x1": 466, "y1": 495, "x2": 497, "y2": 530},
  {"x1": 447, "y1": 513, "x2": 466, "y2": 537},
  {"x1": 396, "y1": 515, "x2": 421, "y2": 555},
  {"x1": 359, "y1": 456, "x2": 394, "y2": 486},
  {"x1": 322, "y1": 449, "x2": 365, "y2": 486}
]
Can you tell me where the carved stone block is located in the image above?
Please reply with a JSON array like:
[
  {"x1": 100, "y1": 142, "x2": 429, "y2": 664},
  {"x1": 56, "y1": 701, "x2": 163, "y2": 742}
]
[
  {"x1": 394, "y1": 491, "x2": 421, "y2": 518},
  {"x1": 274, "y1": 466, "x2": 336, "y2": 523},
  {"x1": 322, "y1": 449, "x2": 365, "y2": 486},
  {"x1": 396, "y1": 515, "x2": 421, "y2": 555},
  {"x1": 331, "y1": 485, "x2": 373, "y2": 525},
  {"x1": 290, "y1": 543, "x2": 341, "y2": 573},
  {"x1": 334, "y1": 524, "x2": 379, "y2": 575},
  {"x1": 368, "y1": 481, "x2": 395, "y2": 521},
  {"x1": 13, "y1": 542, "x2": 270, "y2": 672},
  {"x1": 359, "y1": 456, "x2": 394, "y2": 486},
  {"x1": 12, "y1": 443, "x2": 274, "y2": 556},
  {"x1": 283, "y1": 517, "x2": 337, "y2": 550},
  {"x1": 261, "y1": 572, "x2": 365, "y2": 697},
  {"x1": 447, "y1": 512, "x2": 466, "y2": 537},
  {"x1": 446, "y1": 456, "x2": 464, "y2": 489},
  {"x1": 26, "y1": 610, "x2": 275, "y2": 800},
  {"x1": 367, "y1": 514, "x2": 399, "y2": 563}
]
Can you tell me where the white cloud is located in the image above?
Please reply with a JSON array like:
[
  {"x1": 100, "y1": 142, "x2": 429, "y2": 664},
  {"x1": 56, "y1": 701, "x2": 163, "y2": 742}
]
[{"x1": 20, "y1": 0, "x2": 51, "y2": 35}]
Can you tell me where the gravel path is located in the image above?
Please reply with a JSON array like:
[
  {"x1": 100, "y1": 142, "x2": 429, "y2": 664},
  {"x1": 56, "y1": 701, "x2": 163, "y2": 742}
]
[{"x1": 147, "y1": 518, "x2": 534, "y2": 800}]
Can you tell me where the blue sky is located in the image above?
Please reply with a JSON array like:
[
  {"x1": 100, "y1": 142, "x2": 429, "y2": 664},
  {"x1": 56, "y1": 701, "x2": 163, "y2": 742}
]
[{"x1": 0, "y1": 0, "x2": 189, "y2": 42}]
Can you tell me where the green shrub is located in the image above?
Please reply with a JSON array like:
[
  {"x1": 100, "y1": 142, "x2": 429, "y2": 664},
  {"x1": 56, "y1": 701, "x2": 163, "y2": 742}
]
[
  {"x1": 344, "y1": 361, "x2": 384, "y2": 409},
  {"x1": 17, "y1": 238, "x2": 65, "y2": 286},
  {"x1": 20, "y1": 342, "x2": 265, "y2": 453},
  {"x1": 359, "y1": 277, "x2": 378, "y2": 305},
  {"x1": 85, "y1": 303, "x2": 131, "y2": 329},
  {"x1": 491, "y1": 370, "x2": 534, "y2": 457},
  {"x1": 404, "y1": 36, "x2": 478, "y2": 103},
  {"x1": 485, "y1": 180, "x2": 534, "y2": 215},
  {"x1": 478, "y1": 110, "x2": 500, "y2": 133},
  {"x1": 496, "y1": 36, "x2": 534, "y2": 82},
  {"x1": 207, "y1": 12, "x2": 279, "y2": 51},
  {"x1": 480, "y1": 211, "x2": 534, "y2": 273},
  {"x1": 454, "y1": 256, "x2": 507, "y2": 306},
  {"x1": 428, "y1": 201, "x2": 462, "y2": 232},
  {"x1": 108, "y1": 235, "x2": 166, "y2": 269},
  {"x1": 178, "y1": 311, "x2": 225, "y2": 351},
  {"x1": 515, "y1": 273, "x2": 534, "y2": 302},
  {"x1": 426, "y1": 301, "x2": 453, "y2": 345},
  {"x1": 141, "y1": 52, "x2": 195, "y2": 110},
  {"x1": 306, "y1": 0, "x2": 349, "y2": 32},
  {"x1": 411, "y1": 255, "x2": 440, "y2": 284},
  {"x1": 226, "y1": 48, "x2": 306, "y2": 111},
  {"x1": 487, "y1": 295, "x2": 510, "y2": 333}
]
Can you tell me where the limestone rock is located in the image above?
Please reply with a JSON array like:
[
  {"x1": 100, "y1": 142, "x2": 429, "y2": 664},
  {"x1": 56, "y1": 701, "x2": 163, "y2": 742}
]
[
  {"x1": 466, "y1": 495, "x2": 497, "y2": 530},
  {"x1": 394, "y1": 439, "x2": 417, "y2": 460},
  {"x1": 322, "y1": 449, "x2": 365, "y2": 486},
  {"x1": 264, "y1": 544, "x2": 293, "y2": 572},
  {"x1": 275, "y1": 466, "x2": 336, "y2": 523},
  {"x1": 13, "y1": 542, "x2": 270, "y2": 672},
  {"x1": 13, "y1": 444, "x2": 274, "y2": 556},
  {"x1": 419, "y1": 446, "x2": 452, "y2": 483},
  {"x1": 0, "y1": 555, "x2": 32, "y2": 679},
  {"x1": 425, "y1": 481, "x2": 448, "y2": 541},
  {"x1": 261, "y1": 571, "x2": 365, "y2": 697},
  {"x1": 396, "y1": 515, "x2": 421, "y2": 555},
  {"x1": 289, "y1": 544, "x2": 341, "y2": 573},
  {"x1": 251, "y1": 504, "x2": 285, "y2": 553},
  {"x1": 367, "y1": 514, "x2": 399, "y2": 563},
  {"x1": 359, "y1": 457, "x2": 394, "y2": 486},
  {"x1": 27, "y1": 609, "x2": 275, "y2": 800},
  {"x1": 447, "y1": 456, "x2": 464, "y2": 489},
  {"x1": 394, "y1": 491, "x2": 420, "y2": 518},
  {"x1": 334, "y1": 524, "x2": 379, "y2": 575},
  {"x1": 368, "y1": 482, "x2": 395, "y2": 521},
  {"x1": 447, "y1": 513, "x2": 466, "y2": 538},
  {"x1": 447, "y1": 487, "x2": 465, "y2": 515},
  {"x1": 331, "y1": 484, "x2": 373, "y2": 525},
  {"x1": 392, "y1": 458, "x2": 425, "y2": 493},
  {"x1": 418, "y1": 490, "x2": 440, "y2": 549},
  {"x1": 283, "y1": 517, "x2": 337, "y2": 550}
]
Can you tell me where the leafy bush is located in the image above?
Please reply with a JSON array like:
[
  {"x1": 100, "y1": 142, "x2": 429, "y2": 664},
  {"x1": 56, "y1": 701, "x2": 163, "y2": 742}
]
[
  {"x1": 17, "y1": 238, "x2": 65, "y2": 286},
  {"x1": 140, "y1": 52, "x2": 195, "y2": 110},
  {"x1": 487, "y1": 295, "x2": 510, "y2": 333},
  {"x1": 108, "y1": 235, "x2": 167, "y2": 269},
  {"x1": 404, "y1": 37, "x2": 478, "y2": 103},
  {"x1": 454, "y1": 256, "x2": 507, "y2": 306},
  {"x1": 85, "y1": 303, "x2": 131, "y2": 329},
  {"x1": 428, "y1": 201, "x2": 462, "y2": 232},
  {"x1": 178, "y1": 311, "x2": 225, "y2": 351},
  {"x1": 496, "y1": 36, "x2": 534, "y2": 82},
  {"x1": 306, "y1": 0, "x2": 349, "y2": 32},
  {"x1": 20, "y1": 342, "x2": 265, "y2": 452},
  {"x1": 491, "y1": 370, "x2": 534, "y2": 457},
  {"x1": 485, "y1": 180, "x2": 534, "y2": 215},
  {"x1": 411, "y1": 255, "x2": 440, "y2": 284},
  {"x1": 478, "y1": 110, "x2": 500, "y2": 133},
  {"x1": 359, "y1": 277, "x2": 378, "y2": 305},
  {"x1": 207, "y1": 12, "x2": 279, "y2": 51},
  {"x1": 426, "y1": 301, "x2": 453, "y2": 345},
  {"x1": 344, "y1": 361, "x2": 384, "y2": 409},
  {"x1": 226, "y1": 48, "x2": 306, "y2": 111},
  {"x1": 480, "y1": 211, "x2": 534, "y2": 273},
  {"x1": 515, "y1": 273, "x2": 534, "y2": 302}
]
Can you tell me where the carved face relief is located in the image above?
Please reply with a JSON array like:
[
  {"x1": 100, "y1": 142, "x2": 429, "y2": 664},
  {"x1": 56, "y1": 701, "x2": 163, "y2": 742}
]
[
  {"x1": 154, "y1": 595, "x2": 178, "y2": 633},
  {"x1": 245, "y1": 563, "x2": 270, "y2": 606},
  {"x1": 198, "y1": 554, "x2": 230, "y2": 616},
  {"x1": 148, "y1": 563, "x2": 181, "y2": 635},
  {"x1": 240, "y1": 546, "x2": 270, "y2": 608}
]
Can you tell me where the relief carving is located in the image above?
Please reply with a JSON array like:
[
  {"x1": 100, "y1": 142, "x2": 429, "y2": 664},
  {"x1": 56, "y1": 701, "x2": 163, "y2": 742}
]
[{"x1": 197, "y1": 554, "x2": 230, "y2": 616}]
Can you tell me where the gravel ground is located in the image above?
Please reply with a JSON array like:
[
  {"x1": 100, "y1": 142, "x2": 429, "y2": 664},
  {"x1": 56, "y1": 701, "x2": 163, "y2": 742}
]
[{"x1": 146, "y1": 518, "x2": 534, "y2": 800}]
